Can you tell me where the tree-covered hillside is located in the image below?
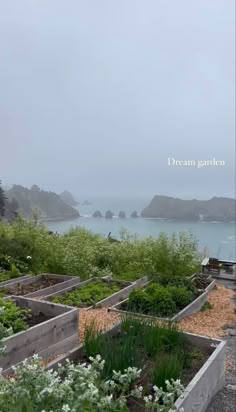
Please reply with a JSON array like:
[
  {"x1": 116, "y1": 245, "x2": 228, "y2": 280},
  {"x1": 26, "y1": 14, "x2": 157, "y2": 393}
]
[{"x1": 6, "y1": 184, "x2": 80, "y2": 220}]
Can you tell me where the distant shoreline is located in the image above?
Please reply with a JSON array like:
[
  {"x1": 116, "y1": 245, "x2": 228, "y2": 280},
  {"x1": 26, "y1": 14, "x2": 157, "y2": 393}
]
[{"x1": 42, "y1": 215, "x2": 236, "y2": 224}]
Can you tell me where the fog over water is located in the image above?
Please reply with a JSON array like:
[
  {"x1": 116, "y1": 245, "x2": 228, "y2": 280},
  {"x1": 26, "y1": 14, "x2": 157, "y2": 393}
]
[{"x1": 0, "y1": 0, "x2": 235, "y2": 199}]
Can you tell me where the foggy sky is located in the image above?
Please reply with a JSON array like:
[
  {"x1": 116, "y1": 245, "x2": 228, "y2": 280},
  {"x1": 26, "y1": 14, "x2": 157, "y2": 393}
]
[{"x1": 0, "y1": 0, "x2": 235, "y2": 199}]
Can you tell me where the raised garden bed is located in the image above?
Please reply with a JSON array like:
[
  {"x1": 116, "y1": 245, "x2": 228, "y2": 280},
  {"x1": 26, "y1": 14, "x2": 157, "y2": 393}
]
[
  {"x1": 0, "y1": 273, "x2": 81, "y2": 298},
  {"x1": 46, "y1": 317, "x2": 226, "y2": 412},
  {"x1": 109, "y1": 275, "x2": 216, "y2": 322},
  {"x1": 0, "y1": 273, "x2": 31, "y2": 288},
  {"x1": 44, "y1": 276, "x2": 148, "y2": 309},
  {"x1": 0, "y1": 296, "x2": 78, "y2": 374}
]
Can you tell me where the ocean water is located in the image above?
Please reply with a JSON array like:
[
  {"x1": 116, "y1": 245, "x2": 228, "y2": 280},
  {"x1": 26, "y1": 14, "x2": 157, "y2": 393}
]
[{"x1": 46, "y1": 197, "x2": 236, "y2": 260}]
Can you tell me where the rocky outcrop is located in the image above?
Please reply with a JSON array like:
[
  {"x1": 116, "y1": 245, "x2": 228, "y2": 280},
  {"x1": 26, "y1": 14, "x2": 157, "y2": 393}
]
[
  {"x1": 60, "y1": 191, "x2": 78, "y2": 207},
  {"x1": 93, "y1": 210, "x2": 103, "y2": 218},
  {"x1": 141, "y1": 195, "x2": 236, "y2": 222},
  {"x1": 105, "y1": 210, "x2": 114, "y2": 219}
]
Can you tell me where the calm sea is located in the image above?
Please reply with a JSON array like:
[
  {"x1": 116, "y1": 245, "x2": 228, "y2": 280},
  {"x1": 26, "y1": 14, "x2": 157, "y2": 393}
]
[{"x1": 46, "y1": 197, "x2": 236, "y2": 260}]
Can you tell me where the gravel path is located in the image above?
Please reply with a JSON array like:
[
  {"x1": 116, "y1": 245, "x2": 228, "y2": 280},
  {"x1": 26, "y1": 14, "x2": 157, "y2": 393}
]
[
  {"x1": 79, "y1": 308, "x2": 121, "y2": 342},
  {"x1": 178, "y1": 282, "x2": 236, "y2": 411},
  {"x1": 205, "y1": 282, "x2": 236, "y2": 412}
]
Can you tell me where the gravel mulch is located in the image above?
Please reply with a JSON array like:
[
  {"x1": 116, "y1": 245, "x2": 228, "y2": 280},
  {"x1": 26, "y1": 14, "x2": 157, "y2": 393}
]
[
  {"x1": 178, "y1": 284, "x2": 235, "y2": 338},
  {"x1": 177, "y1": 282, "x2": 236, "y2": 412},
  {"x1": 79, "y1": 308, "x2": 121, "y2": 342}
]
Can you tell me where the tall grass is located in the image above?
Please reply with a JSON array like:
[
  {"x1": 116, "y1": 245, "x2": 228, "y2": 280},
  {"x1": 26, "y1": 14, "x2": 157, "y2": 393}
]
[
  {"x1": 152, "y1": 352, "x2": 184, "y2": 389},
  {"x1": 84, "y1": 316, "x2": 188, "y2": 383}
]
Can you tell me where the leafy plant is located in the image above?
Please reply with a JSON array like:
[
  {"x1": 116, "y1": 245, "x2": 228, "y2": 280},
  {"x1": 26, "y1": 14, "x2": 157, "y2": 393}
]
[
  {"x1": 51, "y1": 280, "x2": 121, "y2": 307},
  {"x1": 200, "y1": 301, "x2": 213, "y2": 311},
  {"x1": 0, "y1": 298, "x2": 30, "y2": 334},
  {"x1": 168, "y1": 286, "x2": 193, "y2": 309},
  {"x1": 128, "y1": 284, "x2": 177, "y2": 317}
]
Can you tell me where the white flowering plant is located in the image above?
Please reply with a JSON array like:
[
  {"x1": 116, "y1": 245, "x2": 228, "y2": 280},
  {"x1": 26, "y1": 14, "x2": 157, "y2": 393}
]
[{"x1": 0, "y1": 355, "x2": 184, "y2": 412}]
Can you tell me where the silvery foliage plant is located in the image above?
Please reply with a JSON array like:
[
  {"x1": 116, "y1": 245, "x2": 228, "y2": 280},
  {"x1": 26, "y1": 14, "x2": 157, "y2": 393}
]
[{"x1": 0, "y1": 355, "x2": 184, "y2": 412}]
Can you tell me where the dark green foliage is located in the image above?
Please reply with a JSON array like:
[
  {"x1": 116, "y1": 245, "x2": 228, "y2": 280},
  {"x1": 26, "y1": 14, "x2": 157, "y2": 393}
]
[
  {"x1": 153, "y1": 274, "x2": 195, "y2": 293},
  {"x1": 128, "y1": 284, "x2": 177, "y2": 317},
  {"x1": 51, "y1": 280, "x2": 121, "y2": 307},
  {"x1": 168, "y1": 286, "x2": 193, "y2": 309},
  {"x1": 0, "y1": 298, "x2": 30, "y2": 333},
  {"x1": 127, "y1": 275, "x2": 198, "y2": 317}
]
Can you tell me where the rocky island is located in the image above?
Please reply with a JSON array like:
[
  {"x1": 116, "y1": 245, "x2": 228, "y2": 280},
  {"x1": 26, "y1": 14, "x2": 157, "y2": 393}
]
[
  {"x1": 141, "y1": 195, "x2": 236, "y2": 222},
  {"x1": 5, "y1": 185, "x2": 80, "y2": 221}
]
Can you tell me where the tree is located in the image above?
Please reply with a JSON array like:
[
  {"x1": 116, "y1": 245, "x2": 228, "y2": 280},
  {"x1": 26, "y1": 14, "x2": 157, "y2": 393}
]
[
  {"x1": 4, "y1": 198, "x2": 19, "y2": 222},
  {"x1": 0, "y1": 180, "x2": 6, "y2": 218},
  {"x1": 131, "y1": 210, "x2": 138, "y2": 218},
  {"x1": 118, "y1": 211, "x2": 126, "y2": 218}
]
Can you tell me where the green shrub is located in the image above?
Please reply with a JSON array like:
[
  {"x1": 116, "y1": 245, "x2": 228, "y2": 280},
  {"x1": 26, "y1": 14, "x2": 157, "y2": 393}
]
[
  {"x1": 128, "y1": 284, "x2": 177, "y2": 317},
  {"x1": 0, "y1": 218, "x2": 201, "y2": 279},
  {"x1": 169, "y1": 286, "x2": 193, "y2": 309},
  {"x1": 153, "y1": 274, "x2": 196, "y2": 292}
]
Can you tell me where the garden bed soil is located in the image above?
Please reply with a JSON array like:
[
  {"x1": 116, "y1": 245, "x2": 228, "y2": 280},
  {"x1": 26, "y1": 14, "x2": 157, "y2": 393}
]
[
  {"x1": 0, "y1": 276, "x2": 64, "y2": 296},
  {"x1": 26, "y1": 312, "x2": 54, "y2": 328}
]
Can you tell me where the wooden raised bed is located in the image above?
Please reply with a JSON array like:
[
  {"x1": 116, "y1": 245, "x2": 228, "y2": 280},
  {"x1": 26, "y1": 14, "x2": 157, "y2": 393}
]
[
  {"x1": 0, "y1": 296, "x2": 78, "y2": 374},
  {"x1": 46, "y1": 321, "x2": 226, "y2": 412},
  {"x1": 109, "y1": 276, "x2": 216, "y2": 322},
  {"x1": 0, "y1": 274, "x2": 31, "y2": 288},
  {"x1": 42, "y1": 276, "x2": 148, "y2": 310},
  {"x1": 0, "y1": 273, "x2": 81, "y2": 298}
]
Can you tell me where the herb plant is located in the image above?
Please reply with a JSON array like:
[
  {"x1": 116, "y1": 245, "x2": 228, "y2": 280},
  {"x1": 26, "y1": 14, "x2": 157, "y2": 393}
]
[{"x1": 51, "y1": 280, "x2": 121, "y2": 307}]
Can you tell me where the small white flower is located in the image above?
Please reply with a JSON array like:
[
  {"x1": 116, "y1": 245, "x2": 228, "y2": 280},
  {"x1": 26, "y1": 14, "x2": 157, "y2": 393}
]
[
  {"x1": 62, "y1": 405, "x2": 70, "y2": 412},
  {"x1": 26, "y1": 256, "x2": 32, "y2": 259}
]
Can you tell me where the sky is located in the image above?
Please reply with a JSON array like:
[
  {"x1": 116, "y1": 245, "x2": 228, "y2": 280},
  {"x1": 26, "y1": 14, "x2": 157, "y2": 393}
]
[{"x1": 0, "y1": 0, "x2": 235, "y2": 199}]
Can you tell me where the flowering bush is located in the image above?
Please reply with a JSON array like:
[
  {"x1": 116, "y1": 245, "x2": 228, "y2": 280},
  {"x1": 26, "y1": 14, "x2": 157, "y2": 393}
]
[
  {"x1": 0, "y1": 217, "x2": 200, "y2": 279},
  {"x1": 0, "y1": 355, "x2": 184, "y2": 412}
]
